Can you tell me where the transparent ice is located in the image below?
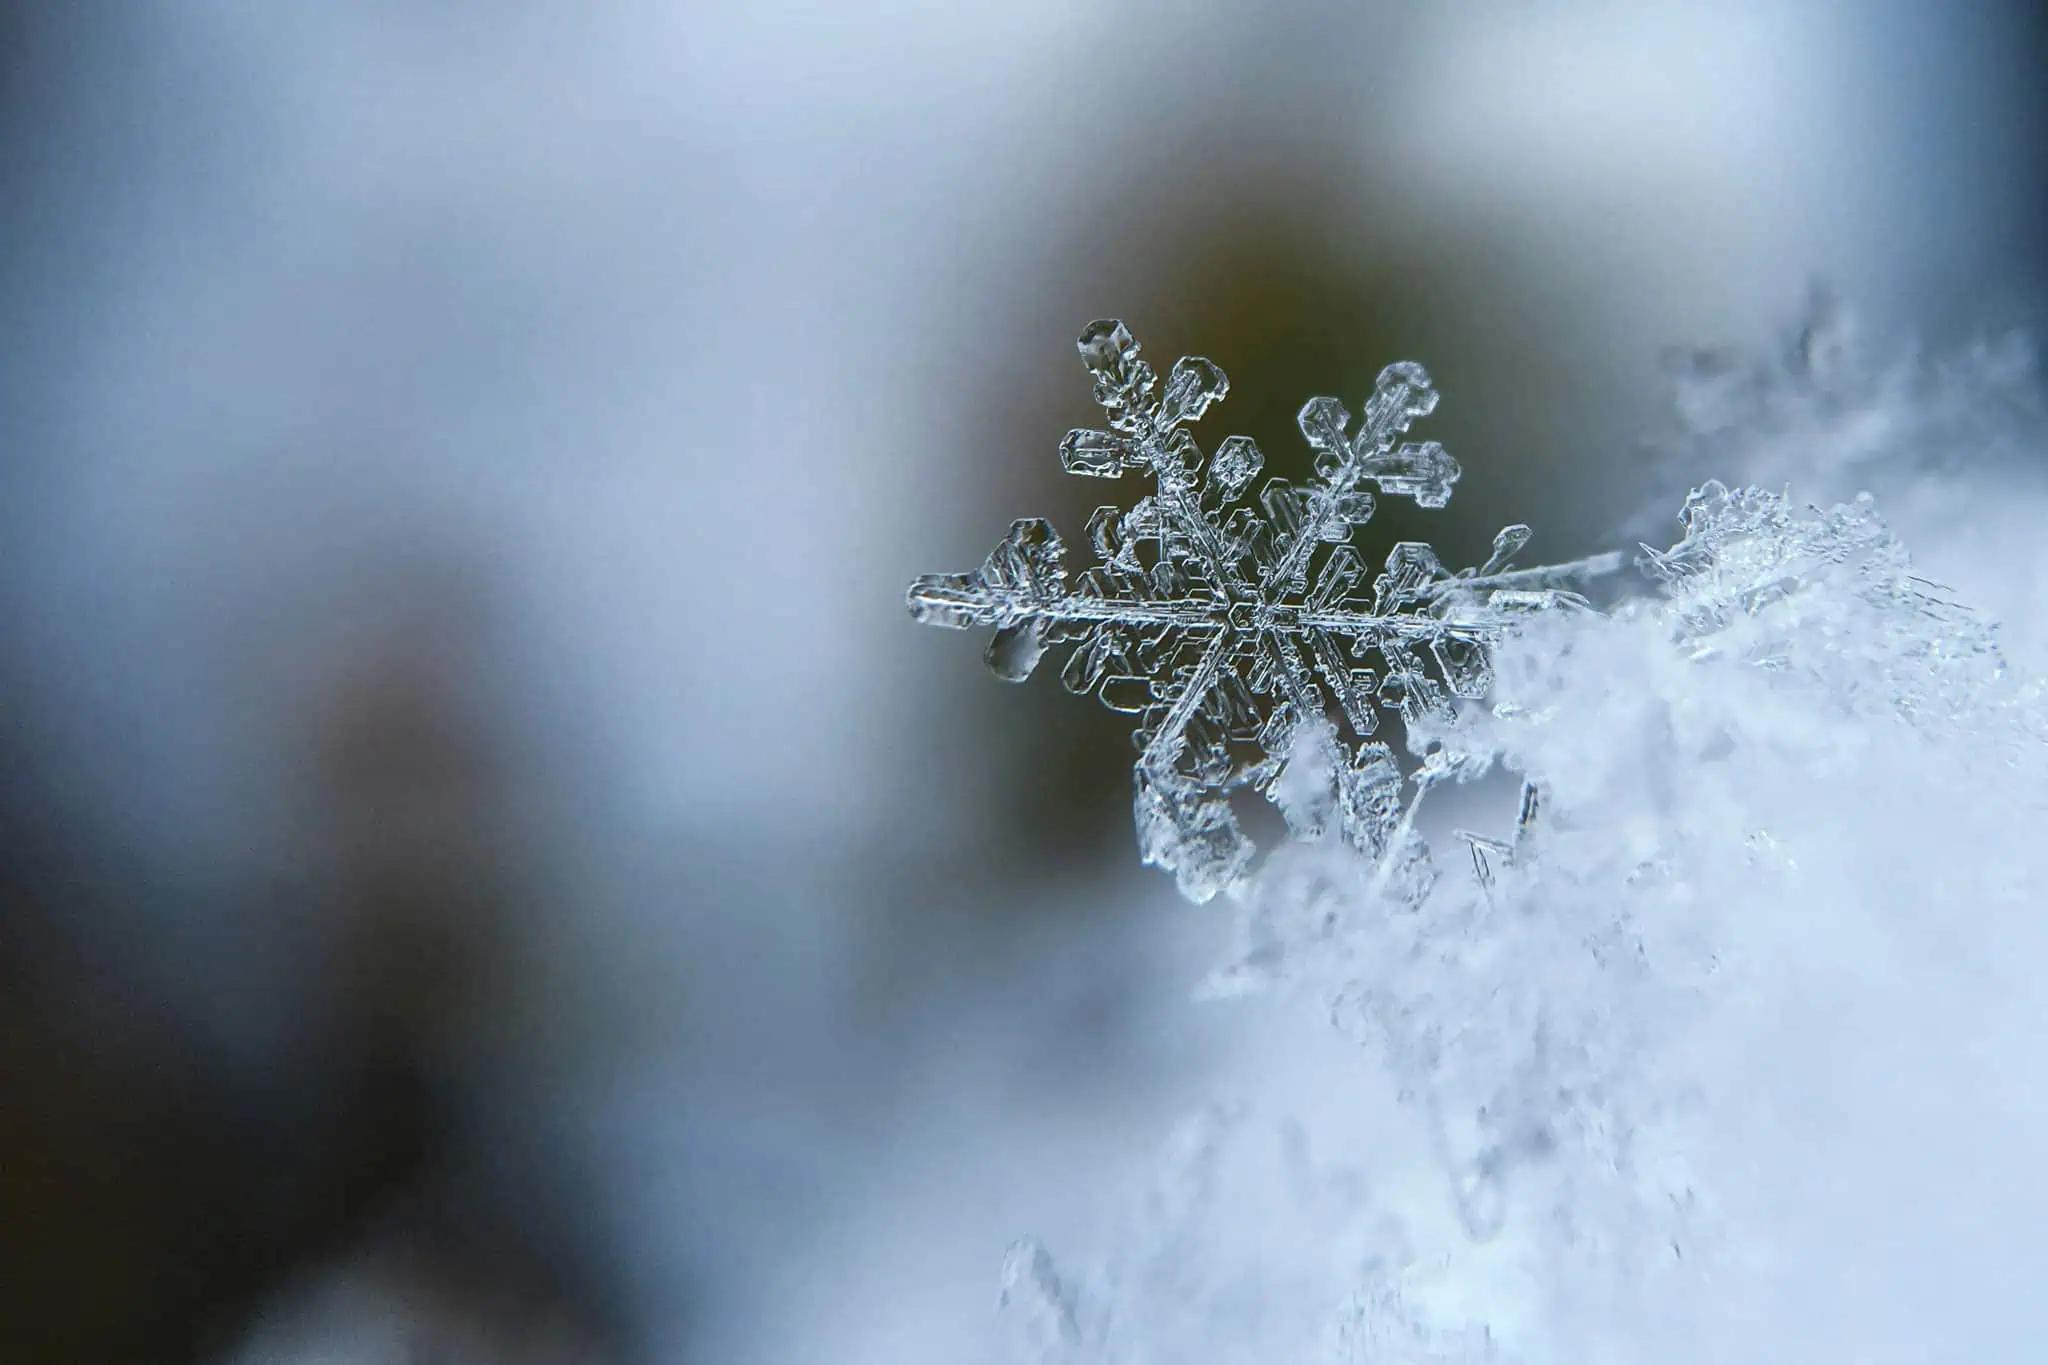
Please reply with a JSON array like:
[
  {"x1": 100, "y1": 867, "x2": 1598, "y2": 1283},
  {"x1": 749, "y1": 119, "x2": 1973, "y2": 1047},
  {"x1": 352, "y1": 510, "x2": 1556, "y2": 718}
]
[{"x1": 907, "y1": 321, "x2": 1621, "y2": 901}]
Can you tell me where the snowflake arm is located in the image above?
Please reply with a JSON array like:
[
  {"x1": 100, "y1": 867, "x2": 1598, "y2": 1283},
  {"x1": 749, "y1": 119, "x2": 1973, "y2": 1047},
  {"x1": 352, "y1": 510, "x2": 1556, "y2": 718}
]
[{"x1": 908, "y1": 321, "x2": 1620, "y2": 901}]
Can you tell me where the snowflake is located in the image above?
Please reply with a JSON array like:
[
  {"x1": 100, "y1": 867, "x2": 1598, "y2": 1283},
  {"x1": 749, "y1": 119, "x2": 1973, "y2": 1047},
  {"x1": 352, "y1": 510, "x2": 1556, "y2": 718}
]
[{"x1": 908, "y1": 321, "x2": 1619, "y2": 901}]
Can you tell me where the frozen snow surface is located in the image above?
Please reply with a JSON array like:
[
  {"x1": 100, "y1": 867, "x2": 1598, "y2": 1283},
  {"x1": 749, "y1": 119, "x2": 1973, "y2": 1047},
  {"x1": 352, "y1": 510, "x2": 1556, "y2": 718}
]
[{"x1": 916, "y1": 317, "x2": 2048, "y2": 1361}]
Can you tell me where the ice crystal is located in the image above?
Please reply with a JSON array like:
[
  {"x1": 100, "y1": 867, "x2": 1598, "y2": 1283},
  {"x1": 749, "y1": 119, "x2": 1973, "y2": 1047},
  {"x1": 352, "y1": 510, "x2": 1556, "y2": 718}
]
[
  {"x1": 999, "y1": 473, "x2": 2048, "y2": 1362},
  {"x1": 942, "y1": 304, "x2": 2048, "y2": 1363},
  {"x1": 908, "y1": 321, "x2": 1620, "y2": 901},
  {"x1": 1647, "y1": 288, "x2": 2048, "y2": 665},
  {"x1": 1636, "y1": 480, "x2": 2009, "y2": 731}
]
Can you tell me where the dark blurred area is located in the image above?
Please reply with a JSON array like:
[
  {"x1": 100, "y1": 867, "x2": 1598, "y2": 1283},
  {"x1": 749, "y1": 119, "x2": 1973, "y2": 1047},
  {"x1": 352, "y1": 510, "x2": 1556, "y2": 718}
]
[{"x1": 3, "y1": 4, "x2": 2045, "y2": 1361}]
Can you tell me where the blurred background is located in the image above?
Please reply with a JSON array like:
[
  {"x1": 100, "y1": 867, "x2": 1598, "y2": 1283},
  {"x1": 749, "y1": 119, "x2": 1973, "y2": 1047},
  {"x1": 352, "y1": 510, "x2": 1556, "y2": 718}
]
[{"x1": 3, "y1": 4, "x2": 2044, "y2": 1360}]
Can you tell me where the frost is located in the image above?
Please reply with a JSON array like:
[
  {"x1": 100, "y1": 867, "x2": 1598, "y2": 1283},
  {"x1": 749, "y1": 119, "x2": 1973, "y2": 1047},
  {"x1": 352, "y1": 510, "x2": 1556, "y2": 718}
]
[
  {"x1": 999, "y1": 1239, "x2": 1083, "y2": 1363},
  {"x1": 990, "y1": 474, "x2": 2048, "y2": 1361},
  {"x1": 909, "y1": 321, "x2": 1619, "y2": 901},
  {"x1": 1648, "y1": 287, "x2": 2048, "y2": 664},
  {"x1": 1649, "y1": 285, "x2": 2040, "y2": 504},
  {"x1": 910, "y1": 309, "x2": 2048, "y2": 1361},
  {"x1": 1635, "y1": 479, "x2": 2009, "y2": 731}
]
